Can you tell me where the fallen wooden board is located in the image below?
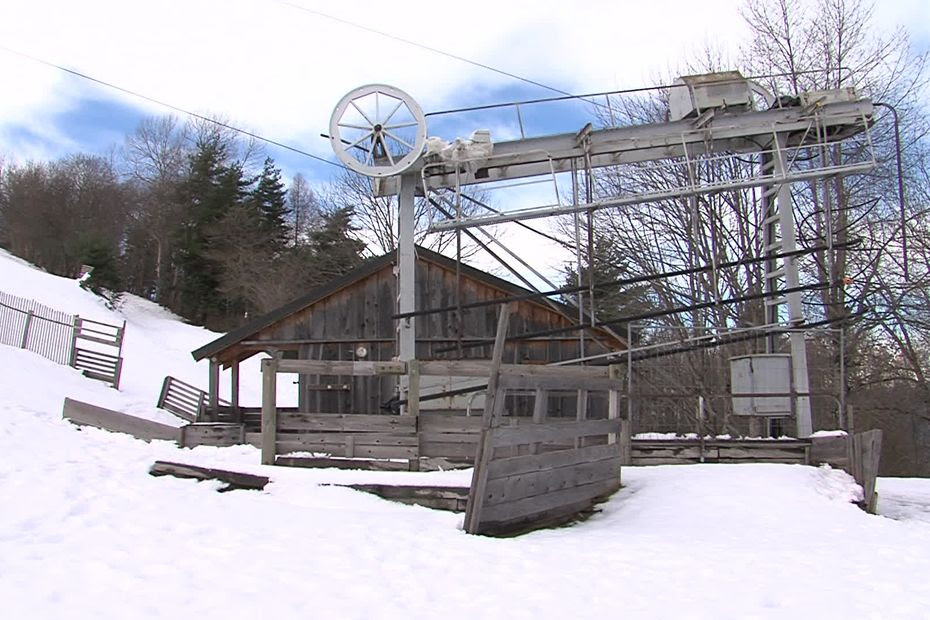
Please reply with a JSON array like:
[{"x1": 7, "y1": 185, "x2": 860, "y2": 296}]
[
  {"x1": 63, "y1": 397, "x2": 181, "y2": 443},
  {"x1": 335, "y1": 483, "x2": 470, "y2": 512},
  {"x1": 149, "y1": 460, "x2": 269, "y2": 491}
]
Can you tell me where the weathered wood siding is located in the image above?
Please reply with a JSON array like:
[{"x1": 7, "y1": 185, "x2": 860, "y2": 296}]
[{"x1": 240, "y1": 256, "x2": 615, "y2": 416}]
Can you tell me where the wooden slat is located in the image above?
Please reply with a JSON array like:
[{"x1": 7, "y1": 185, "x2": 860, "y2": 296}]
[
  {"x1": 487, "y1": 443, "x2": 620, "y2": 480},
  {"x1": 419, "y1": 440, "x2": 479, "y2": 459},
  {"x1": 484, "y1": 456, "x2": 621, "y2": 505},
  {"x1": 276, "y1": 432, "x2": 417, "y2": 446},
  {"x1": 277, "y1": 413, "x2": 416, "y2": 433},
  {"x1": 490, "y1": 418, "x2": 621, "y2": 448},
  {"x1": 478, "y1": 477, "x2": 620, "y2": 529},
  {"x1": 853, "y1": 429, "x2": 882, "y2": 513},
  {"x1": 180, "y1": 423, "x2": 243, "y2": 447},
  {"x1": 62, "y1": 398, "x2": 180, "y2": 443},
  {"x1": 276, "y1": 456, "x2": 416, "y2": 471},
  {"x1": 276, "y1": 440, "x2": 417, "y2": 459},
  {"x1": 417, "y1": 414, "x2": 484, "y2": 433}
]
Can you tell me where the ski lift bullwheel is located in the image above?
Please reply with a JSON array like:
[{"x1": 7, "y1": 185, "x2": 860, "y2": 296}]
[{"x1": 329, "y1": 84, "x2": 427, "y2": 178}]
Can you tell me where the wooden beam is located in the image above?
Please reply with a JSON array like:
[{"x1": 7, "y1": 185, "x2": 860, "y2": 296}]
[
  {"x1": 261, "y1": 357, "x2": 278, "y2": 465},
  {"x1": 276, "y1": 359, "x2": 407, "y2": 376},
  {"x1": 149, "y1": 461, "x2": 269, "y2": 491},
  {"x1": 465, "y1": 302, "x2": 514, "y2": 534}
]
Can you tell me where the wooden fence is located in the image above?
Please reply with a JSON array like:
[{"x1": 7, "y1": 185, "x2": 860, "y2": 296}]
[
  {"x1": 0, "y1": 290, "x2": 125, "y2": 387},
  {"x1": 1, "y1": 291, "x2": 74, "y2": 364}
]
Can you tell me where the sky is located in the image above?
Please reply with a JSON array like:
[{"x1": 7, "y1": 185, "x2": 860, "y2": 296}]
[{"x1": 1, "y1": 0, "x2": 927, "y2": 186}]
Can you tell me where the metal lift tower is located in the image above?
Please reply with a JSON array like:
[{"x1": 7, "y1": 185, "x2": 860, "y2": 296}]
[{"x1": 328, "y1": 73, "x2": 875, "y2": 437}]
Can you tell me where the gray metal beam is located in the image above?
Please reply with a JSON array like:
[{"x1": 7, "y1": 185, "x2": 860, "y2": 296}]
[{"x1": 374, "y1": 100, "x2": 872, "y2": 196}]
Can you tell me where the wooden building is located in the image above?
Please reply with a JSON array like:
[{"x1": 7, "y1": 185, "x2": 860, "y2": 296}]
[{"x1": 192, "y1": 246, "x2": 622, "y2": 417}]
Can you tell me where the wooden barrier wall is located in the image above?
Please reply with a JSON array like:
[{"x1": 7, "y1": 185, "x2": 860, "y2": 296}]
[
  {"x1": 62, "y1": 398, "x2": 180, "y2": 442},
  {"x1": 466, "y1": 418, "x2": 622, "y2": 536}
]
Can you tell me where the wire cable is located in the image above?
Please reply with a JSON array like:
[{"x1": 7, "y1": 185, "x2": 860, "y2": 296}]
[{"x1": 0, "y1": 43, "x2": 345, "y2": 169}]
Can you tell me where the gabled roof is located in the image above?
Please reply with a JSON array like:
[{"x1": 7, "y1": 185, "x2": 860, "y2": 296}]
[{"x1": 192, "y1": 245, "x2": 616, "y2": 362}]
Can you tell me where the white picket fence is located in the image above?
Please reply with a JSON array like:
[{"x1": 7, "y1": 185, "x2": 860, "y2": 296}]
[{"x1": 0, "y1": 290, "x2": 126, "y2": 388}]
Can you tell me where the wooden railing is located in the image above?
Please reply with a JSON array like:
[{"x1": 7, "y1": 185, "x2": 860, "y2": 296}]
[{"x1": 157, "y1": 376, "x2": 230, "y2": 422}]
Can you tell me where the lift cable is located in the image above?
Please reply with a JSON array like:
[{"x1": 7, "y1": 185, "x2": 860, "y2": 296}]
[
  {"x1": 393, "y1": 239, "x2": 861, "y2": 320},
  {"x1": 0, "y1": 44, "x2": 346, "y2": 170}
]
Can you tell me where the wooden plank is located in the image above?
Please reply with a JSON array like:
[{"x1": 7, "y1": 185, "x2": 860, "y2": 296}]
[
  {"x1": 484, "y1": 456, "x2": 621, "y2": 505},
  {"x1": 464, "y1": 302, "x2": 513, "y2": 534},
  {"x1": 490, "y1": 418, "x2": 621, "y2": 448},
  {"x1": 853, "y1": 429, "x2": 882, "y2": 513},
  {"x1": 62, "y1": 397, "x2": 180, "y2": 442},
  {"x1": 715, "y1": 446, "x2": 809, "y2": 460},
  {"x1": 276, "y1": 432, "x2": 418, "y2": 446},
  {"x1": 180, "y1": 423, "x2": 243, "y2": 448},
  {"x1": 477, "y1": 477, "x2": 620, "y2": 531},
  {"x1": 277, "y1": 359, "x2": 406, "y2": 376},
  {"x1": 487, "y1": 443, "x2": 620, "y2": 480},
  {"x1": 417, "y1": 414, "x2": 484, "y2": 434},
  {"x1": 276, "y1": 456, "x2": 415, "y2": 471},
  {"x1": 632, "y1": 457, "x2": 702, "y2": 465},
  {"x1": 149, "y1": 461, "x2": 269, "y2": 491},
  {"x1": 276, "y1": 413, "x2": 416, "y2": 433},
  {"x1": 418, "y1": 440, "x2": 479, "y2": 460},
  {"x1": 276, "y1": 440, "x2": 417, "y2": 459}
]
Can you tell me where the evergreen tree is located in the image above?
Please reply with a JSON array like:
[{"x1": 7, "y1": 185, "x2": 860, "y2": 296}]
[
  {"x1": 249, "y1": 157, "x2": 290, "y2": 250},
  {"x1": 307, "y1": 207, "x2": 366, "y2": 283},
  {"x1": 172, "y1": 133, "x2": 249, "y2": 325}
]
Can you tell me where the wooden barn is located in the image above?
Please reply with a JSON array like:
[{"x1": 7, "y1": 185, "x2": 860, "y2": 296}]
[{"x1": 191, "y1": 245, "x2": 623, "y2": 420}]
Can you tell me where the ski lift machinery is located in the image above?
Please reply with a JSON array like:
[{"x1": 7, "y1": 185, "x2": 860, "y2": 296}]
[{"x1": 328, "y1": 72, "x2": 877, "y2": 437}]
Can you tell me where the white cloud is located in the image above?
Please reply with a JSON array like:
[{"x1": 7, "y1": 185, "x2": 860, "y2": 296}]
[{"x1": 0, "y1": 0, "x2": 925, "y2": 170}]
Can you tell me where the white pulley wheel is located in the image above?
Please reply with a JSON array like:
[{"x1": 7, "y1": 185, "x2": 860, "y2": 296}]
[{"x1": 329, "y1": 84, "x2": 427, "y2": 177}]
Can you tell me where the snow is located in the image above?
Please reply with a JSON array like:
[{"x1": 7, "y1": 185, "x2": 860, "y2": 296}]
[{"x1": 2, "y1": 250, "x2": 930, "y2": 618}]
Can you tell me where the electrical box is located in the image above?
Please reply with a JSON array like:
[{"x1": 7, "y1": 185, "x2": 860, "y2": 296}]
[
  {"x1": 669, "y1": 71, "x2": 754, "y2": 121},
  {"x1": 730, "y1": 354, "x2": 793, "y2": 416}
]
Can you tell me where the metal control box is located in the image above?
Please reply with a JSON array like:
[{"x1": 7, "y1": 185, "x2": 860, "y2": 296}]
[
  {"x1": 669, "y1": 71, "x2": 754, "y2": 121},
  {"x1": 730, "y1": 354, "x2": 793, "y2": 416}
]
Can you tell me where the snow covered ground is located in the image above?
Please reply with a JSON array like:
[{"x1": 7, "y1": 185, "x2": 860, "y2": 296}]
[{"x1": 2, "y1": 250, "x2": 930, "y2": 618}]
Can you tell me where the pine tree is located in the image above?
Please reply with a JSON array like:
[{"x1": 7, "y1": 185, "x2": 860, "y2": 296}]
[
  {"x1": 172, "y1": 133, "x2": 249, "y2": 325},
  {"x1": 249, "y1": 157, "x2": 290, "y2": 250},
  {"x1": 307, "y1": 207, "x2": 366, "y2": 283}
]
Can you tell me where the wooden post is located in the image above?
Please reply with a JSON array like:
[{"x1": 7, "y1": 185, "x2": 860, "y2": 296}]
[
  {"x1": 607, "y1": 364, "x2": 620, "y2": 446},
  {"x1": 231, "y1": 360, "x2": 241, "y2": 422},
  {"x1": 20, "y1": 309, "x2": 34, "y2": 349},
  {"x1": 405, "y1": 360, "x2": 420, "y2": 417},
  {"x1": 465, "y1": 302, "x2": 513, "y2": 534},
  {"x1": 208, "y1": 358, "x2": 220, "y2": 417},
  {"x1": 261, "y1": 357, "x2": 279, "y2": 465},
  {"x1": 530, "y1": 387, "x2": 546, "y2": 455},
  {"x1": 68, "y1": 315, "x2": 81, "y2": 367}
]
